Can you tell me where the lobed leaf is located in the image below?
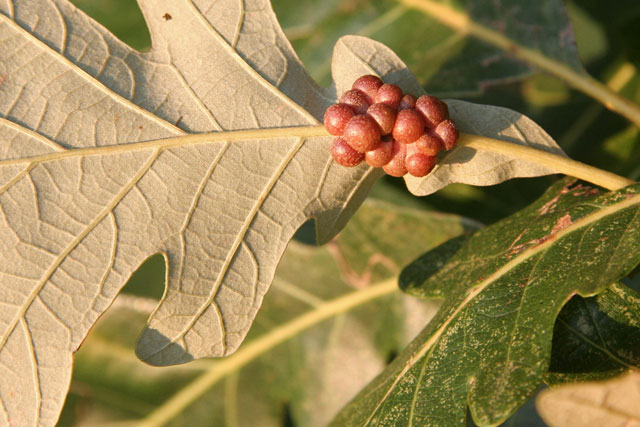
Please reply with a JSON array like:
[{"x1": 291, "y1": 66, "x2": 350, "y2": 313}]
[
  {"x1": 0, "y1": 1, "x2": 418, "y2": 424},
  {"x1": 332, "y1": 178, "x2": 640, "y2": 426},
  {"x1": 0, "y1": 0, "x2": 579, "y2": 425},
  {"x1": 404, "y1": 99, "x2": 567, "y2": 196}
]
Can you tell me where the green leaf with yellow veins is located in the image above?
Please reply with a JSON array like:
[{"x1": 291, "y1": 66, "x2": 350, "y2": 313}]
[{"x1": 332, "y1": 179, "x2": 640, "y2": 426}]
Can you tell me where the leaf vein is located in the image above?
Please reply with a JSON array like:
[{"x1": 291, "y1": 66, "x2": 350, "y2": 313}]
[
  {"x1": 231, "y1": 0, "x2": 245, "y2": 49},
  {"x1": 0, "y1": 13, "x2": 183, "y2": 135},
  {"x1": 0, "y1": 116, "x2": 66, "y2": 153},
  {"x1": 21, "y1": 317, "x2": 40, "y2": 426},
  {"x1": 0, "y1": 149, "x2": 160, "y2": 351},
  {"x1": 155, "y1": 137, "x2": 305, "y2": 356},
  {"x1": 166, "y1": 63, "x2": 223, "y2": 130},
  {"x1": 176, "y1": 142, "x2": 230, "y2": 282},
  {"x1": 185, "y1": 0, "x2": 317, "y2": 125}
]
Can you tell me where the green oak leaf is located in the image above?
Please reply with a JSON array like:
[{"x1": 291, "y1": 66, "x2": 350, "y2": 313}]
[
  {"x1": 331, "y1": 178, "x2": 640, "y2": 426},
  {"x1": 546, "y1": 281, "x2": 640, "y2": 384},
  {"x1": 397, "y1": 0, "x2": 586, "y2": 96}
]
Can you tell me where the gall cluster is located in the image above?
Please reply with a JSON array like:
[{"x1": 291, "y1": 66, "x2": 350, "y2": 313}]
[{"x1": 324, "y1": 75, "x2": 458, "y2": 177}]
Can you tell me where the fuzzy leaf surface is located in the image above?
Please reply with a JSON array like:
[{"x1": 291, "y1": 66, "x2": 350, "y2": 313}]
[
  {"x1": 332, "y1": 179, "x2": 640, "y2": 426},
  {"x1": 0, "y1": 1, "x2": 424, "y2": 425},
  {"x1": 536, "y1": 371, "x2": 640, "y2": 427},
  {"x1": 547, "y1": 282, "x2": 640, "y2": 384},
  {"x1": 0, "y1": 0, "x2": 576, "y2": 425}
]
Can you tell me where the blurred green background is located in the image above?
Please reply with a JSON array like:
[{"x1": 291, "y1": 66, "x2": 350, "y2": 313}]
[{"x1": 58, "y1": 0, "x2": 640, "y2": 425}]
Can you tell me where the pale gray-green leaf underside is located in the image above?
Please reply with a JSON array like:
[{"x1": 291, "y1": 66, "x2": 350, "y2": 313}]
[
  {"x1": 0, "y1": 1, "x2": 416, "y2": 425},
  {"x1": 0, "y1": 1, "x2": 566, "y2": 426}
]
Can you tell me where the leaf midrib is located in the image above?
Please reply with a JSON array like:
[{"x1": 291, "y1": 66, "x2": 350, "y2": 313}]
[
  {"x1": 364, "y1": 192, "x2": 640, "y2": 425},
  {"x1": 0, "y1": 126, "x2": 328, "y2": 168}
]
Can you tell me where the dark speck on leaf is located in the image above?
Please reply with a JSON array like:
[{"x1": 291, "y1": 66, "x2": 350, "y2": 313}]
[{"x1": 163, "y1": 13, "x2": 172, "y2": 21}]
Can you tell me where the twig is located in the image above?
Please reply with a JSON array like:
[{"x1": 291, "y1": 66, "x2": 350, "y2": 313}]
[
  {"x1": 397, "y1": 0, "x2": 640, "y2": 128},
  {"x1": 136, "y1": 279, "x2": 398, "y2": 427}
]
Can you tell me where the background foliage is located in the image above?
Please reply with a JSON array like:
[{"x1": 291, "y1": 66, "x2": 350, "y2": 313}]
[{"x1": 58, "y1": 0, "x2": 640, "y2": 425}]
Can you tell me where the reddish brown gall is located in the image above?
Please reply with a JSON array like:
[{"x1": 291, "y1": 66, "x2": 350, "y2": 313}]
[
  {"x1": 331, "y1": 137, "x2": 364, "y2": 167},
  {"x1": 366, "y1": 103, "x2": 397, "y2": 135},
  {"x1": 343, "y1": 115, "x2": 382, "y2": 152},
  {"x1": 374, "y1": 84, "x2": 403, "y2": 110},
  {"x1": 434, "y1": 119, "x2": 458, "y2": 150},
  {"x1": 365, "y1": 138, "x2": 394, "y2": 167},
  {"x1": 323, "y1": 104, "x2": 354, "y2": 136},
  {"x1": 382, "y1": 140, "x2": 408, "y2": 177},
  {"x1": 352, "y1": 75, "x2": 383, "y2": 104},
  {"x1": 340, "y1": 89, "x2": 370, "y2": 115},
  {"x1": 416, "y1": 95, "x2": 449, "y2": 128},
  {"x1": 392, "y1": 109, "x2": 425, "y2": 144}
]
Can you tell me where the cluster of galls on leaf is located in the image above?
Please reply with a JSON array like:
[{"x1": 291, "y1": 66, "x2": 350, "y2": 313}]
[{"x1": 324, "y1": 75, "x2": 459, "y2": 177}]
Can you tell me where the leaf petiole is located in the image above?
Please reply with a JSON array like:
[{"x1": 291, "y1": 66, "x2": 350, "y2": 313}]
[{"x1": 458, "y1": 133, "x2": 636, "y2": 191}]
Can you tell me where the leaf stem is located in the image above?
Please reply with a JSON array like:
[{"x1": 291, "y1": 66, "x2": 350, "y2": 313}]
[
  {"x1": 7, "y1": 124, "x2": 632, "y2": 191},
  {"x1": 458, "y1": 133, "x2": 635, "y2": 191},
  {"x1": 397, "y1": 0, "x2": 640, "y2": 128},
  {"x1": 136, "y1": 279, "x2": 398, "y2": 427},
  {"x1": 3, "y1": 123, "x2": 632, "y2": 190}
]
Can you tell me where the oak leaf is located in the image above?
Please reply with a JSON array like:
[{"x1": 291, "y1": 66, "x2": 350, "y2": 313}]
[{"x1": 0, "y1": 0, "x2": 565, "y2": 425}]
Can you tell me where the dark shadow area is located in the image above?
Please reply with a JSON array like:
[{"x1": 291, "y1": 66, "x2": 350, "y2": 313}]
[
  {"x1": 381, "y1": 174, "x2": 555, "y2": 226},
  {"x1": 134, "y1": 328, "x2": 195, "y2": 367},
  {"x1": 465, "y1": 386, "x2": 548, "y2": 426},
  {"x1": 623, "y1": 267, "x2": 640, "y2": 292},
  {"x1": 547, "y1": 288, "x2": 640, "y2": 381},
  {"x1": 399, "y1": 234, "x2": 474, "y2": 298},
  {"x1": 281, "y1": 401, "x2": 296, "y2": 427},
  {"x1": 292, "y1": 218, "x2": 317, "y2": 246},
  {"x1": 385, "y1": 349, "x2": 399, "y2": 365}
]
